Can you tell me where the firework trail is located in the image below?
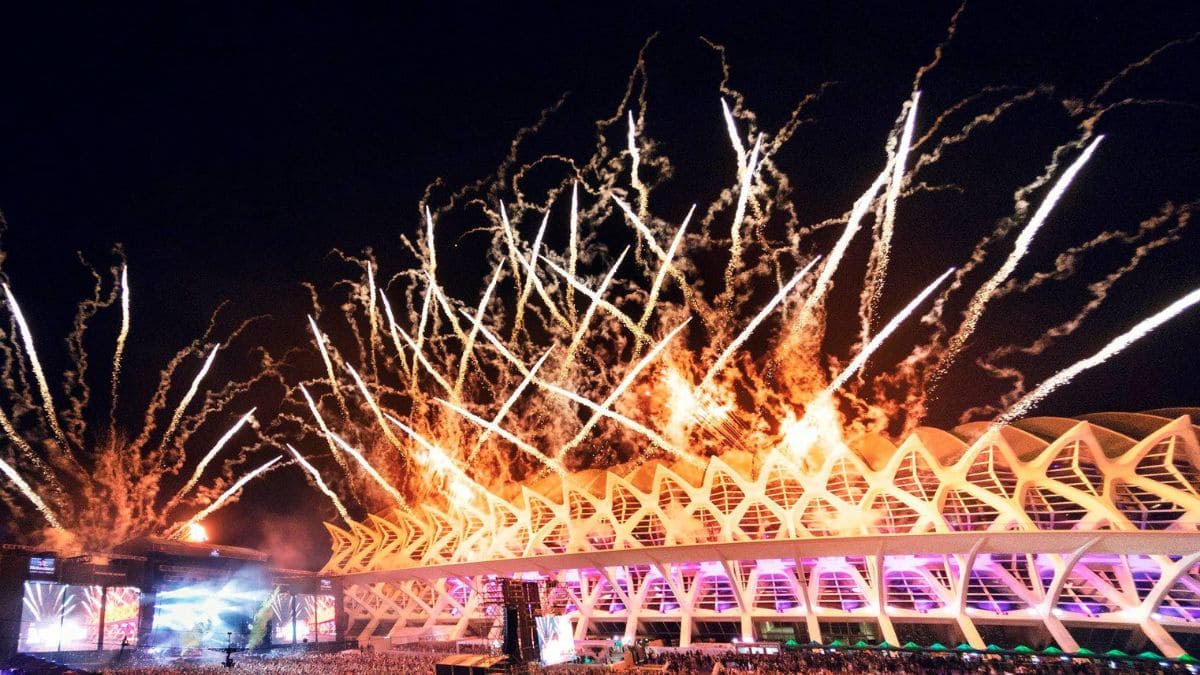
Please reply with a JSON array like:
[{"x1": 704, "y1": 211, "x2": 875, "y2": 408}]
[
  {"x1": 159, "y1": 345, "x2": 219, "y2": 449},
  {"x1": 0, "y1": 454, "x2": 61, "y2": 528},
  {"x1": 3, "y1": 284, "x2": 69, "y2": 447},
  {"x1": 994, "y1": 286, "x2": 1200, "y2": 426},
  {"x1": 286, "y1": 443, "x2": 352, "y2": 525},
  {"x1": 941, "y1": 136, "x2": 1104, "y2": 372},
  {"x1": 172, "y1": 455, "x2": 283, "y2": 538},
  {"x1": 0, "y1": 259, "x2": 279, "y2": 549},
  {"x1": 110, "y1": 265, "x2": 131, "y2": 422},
  {"x1": 285, "y1": 11, "x2": 1197, "y2": 527}
]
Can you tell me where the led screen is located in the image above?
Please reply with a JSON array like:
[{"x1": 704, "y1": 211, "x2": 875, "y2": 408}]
[
  {"x1": 536, "y1": 615, "x2": 576, "y2": 666},
  {"x1": 271, "y1": 593, "x2": 337, "y2": 644},
  {"x1": 151, "y1": 577, "x2": 269, "y2": 649},
  {"x1": 102, "y1": 586, "x2": 141, "y2": 649},
  {"x1": 28, "y1": 557, "x2": 56, "y2": 576},
  {"x1": 17, "y1": 582, "x2": 136, "y2": 652}
]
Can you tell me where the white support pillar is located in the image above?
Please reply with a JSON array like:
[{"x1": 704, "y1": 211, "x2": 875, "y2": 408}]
[{"x1": 869, "y1": 553, "x2": 899, "y2": 646}]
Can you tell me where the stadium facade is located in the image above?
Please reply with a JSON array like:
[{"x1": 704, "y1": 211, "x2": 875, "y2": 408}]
[{"x1": 322, "y1": 410, "x2": 1200, "y2": 657}]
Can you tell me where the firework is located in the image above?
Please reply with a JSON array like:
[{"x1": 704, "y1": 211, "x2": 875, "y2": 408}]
[
  {"x1": 0, "y1": 264, "x2": 277, "y2": 550},
  {"x1": 280, "y1": 27, "x2": 1197, "y2": 532}
]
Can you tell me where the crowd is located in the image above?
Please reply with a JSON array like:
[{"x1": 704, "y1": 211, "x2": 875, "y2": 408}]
[
  {"x1": 93, "y1": 649, "x2": 446, "y2": 674},
  {"x1": 640, "y1": 647, "x2": 1196, "y2": 674},
  {"x1": 6, "y1": 645, "x2": 1195, "y2": 674}
]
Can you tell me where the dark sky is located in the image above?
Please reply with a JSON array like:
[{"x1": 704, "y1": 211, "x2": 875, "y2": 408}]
[{"x1": 0, "y1": 2, "x2": 1197, "y2": 569}]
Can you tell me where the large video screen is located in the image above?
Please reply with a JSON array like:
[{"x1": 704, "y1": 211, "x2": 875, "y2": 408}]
[
  {"x1": 536, "y1": 615, "x2": 576, "y2": 666},
  {"x1": 18, "y1": 582, "x2": 138, "y2": 652},
  {"x1": 270, "y1": 593, "x2": 337, "y2": 644},
  {"x1": 151, "y1": 577, "x2": 269, "y2": 649}
]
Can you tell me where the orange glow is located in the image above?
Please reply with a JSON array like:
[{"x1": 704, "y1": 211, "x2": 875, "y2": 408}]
[{"x1": 185, "y1": 523, "x2": 208, "y2": 543}]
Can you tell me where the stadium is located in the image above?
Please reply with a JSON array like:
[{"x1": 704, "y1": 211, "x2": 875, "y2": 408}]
[{"x1": 325, "y1": 410, "x2": 1200, "y2": 659}]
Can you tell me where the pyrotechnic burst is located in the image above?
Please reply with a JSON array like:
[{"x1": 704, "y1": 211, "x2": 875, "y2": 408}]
[
  {"x1": 0, "y1": 257, "x2": 282, "y2": 550},
  {"x1": 280, "y1": 18, "x2": 1198, "y2": 520}
]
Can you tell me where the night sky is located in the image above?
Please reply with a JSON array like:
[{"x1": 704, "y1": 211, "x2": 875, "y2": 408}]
[{"x1": 0, "y1": 3, "x2": 1198, "y2": 569}]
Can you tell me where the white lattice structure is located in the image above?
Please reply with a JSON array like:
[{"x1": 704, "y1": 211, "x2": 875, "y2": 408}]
[{"x1": 323, "y1": 410, "x2": 1200, "y2": 656}]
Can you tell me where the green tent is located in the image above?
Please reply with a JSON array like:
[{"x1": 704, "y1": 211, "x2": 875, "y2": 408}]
[
  {"x1": 1136, "y1": 650, "x2": 1163, "y2": 660},
  {"x1": 877, "y1": 641, "x2": 894, "y2": 649},
  {"x1": 986, "y1": 644, "x2": 1004, "y2": 652},
  {"x1": 854, "y1": 640, "x2": 870, "y2": 648},
  {"x1": 784, "y1": 639, "x2": 799, "y2": 649},
  {"x1": 1176, "y1": 653, "x2": 1199, "y2": 663},
  {"x1": 829, "y1": 639, "x2": 846, "y2": 648},
  {"x1": 1074, "y1": 647, "x2": 1096, "y2": 656},
  {"x1": 1105, "y1": 649, "x2": 1130, "y2": 658},
  {"x1": 1043, "y1": 646, "x2": 1064, "y2": 655},
  {"x1": 1013, "y1": 645, "x2": 1036, "y2": 654},
  {"x1": 903, "y1": 641, "x2": 921, "y2": 650},
  {"x1": 930, "y1": 642, "x2": 949, "y2": 651}
]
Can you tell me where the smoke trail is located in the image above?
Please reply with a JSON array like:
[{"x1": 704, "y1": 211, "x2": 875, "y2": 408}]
[
  {"x1": 994, "y1": 286, "x2": 1200, "y2": 425},
  {"x1": 0, "y1": 455, "x2": 62, "y2": 528},
  {"x1": 862, "y1": 92, "x2": 920, "y2": 334},
  {"x1": 941, "y1": 136, "x2": 1103, "y2": 371},
  {"x1": 159, "y1": 345, "x2": 220, "y2": 450},
  {"x1": 2, "y1": 284, "x2": 68, "y2": 447},
  {"x1": 286, "y1": 444, "x2": 352, "y2": 525}
]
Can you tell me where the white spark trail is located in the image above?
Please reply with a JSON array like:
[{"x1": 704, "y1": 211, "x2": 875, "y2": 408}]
[
  {"x1": 464, "y1": 314, "x2": 702, "y2": 468},
  {"x1": 345, "y1": 364, "x2": 406, "y2": 451},
  {"x1": 559, "y1": 318, "x2": 692, "y2": 458},
  {"x1": 699, "y1": 256, "x2": 820, "y2": 392},
  {"x1": 286, "y1": 444, "x2": 352, "y2": 525},
  {"x1": 510, "y1": 208, "x2": 570, "y2": 336},
  {"x1": 173, "y1": 456, "x2": 282, "y2": 538},
  {"x1": 433, "y1": 399, "x2": 566, "y2": 476},
  {"x1": 299, "y1": 384, "x2": 346, "y2": 468},
  {"x1": 366, "y1": 262, "x2": 378, "y2": 376},
  {"x1": 170, "y1": 407, "x2": 257, "y2": 506},
  {"x1": 454, "y1": 264, "x2": 503, "y2": 399},
  {"x1": 634, "y1": 206, "x2": 693, "y2": 355},
  {"x1": 540, "y1": 257, "x2": 647, "y2": 342},
  {"x1": 300, "y1": 391, "x2": 409, "y2": 510},
  {"x1": 377, "y1": 289, "x2": 413, "y2": 380},
  {"x1": 308, "y1": 315, "x2": 349, "y2": 419},
  {"x1": 0, "y1": 455, "x2": 61, "y2": 528},
  {"x1": 868, "y1": 92, "x2": 920, "y2": 317},
  {"x1": 161, "y1": 344, "x2": 219, "y2": 449},
  {"x1": 826, "y1": 267, "x2": 955, "y2": 395},
  {"x1": 3, "y1": 284, "x2": 68, "y2": 447},
  {"x1": 469, "y1": 345, "x2": 553, "y2": 459},
  {"x1": 110, "y1": 265, "x2": 131, "y2": 420},
  {"x1": 568, "y1": 182, "x2": 580, "y2": 322},
  {"x1": 394, "y1": 323, "x2": 454, "y2": 395},
  {"x1": 0, "y1": 405, "x2": 59, "y2": 492},
  {"x1": 412, "y1": 283, "x2": 433, "y2": 392},
  {"x1": 385, "y1": 413, "x2": 490, "y2": 487},
  {"x1": 944, "y1": 136, "x2": 1103, "y2": 368},
  {"x1": 797, "y1": 170, "x2": 890, "y2": 326},
  {"x1": 559, "y1": 246, "x2": 629, "y2": 376},
  {"x1": 728, "y1": 133, "x2": 763, "y2": 277},
  {"x1": 994, "y1": 286, "x2": 1200, "y2": 426}
]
